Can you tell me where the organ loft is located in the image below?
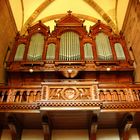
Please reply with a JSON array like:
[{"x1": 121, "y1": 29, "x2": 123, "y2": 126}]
[{"x1": 0, "y1": 11, "x2": 140, "y2": 140}]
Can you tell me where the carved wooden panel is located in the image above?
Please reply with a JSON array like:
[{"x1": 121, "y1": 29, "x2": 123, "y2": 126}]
[{"x1": 48, "y1": 86, "x2": 92, "y2": 100}]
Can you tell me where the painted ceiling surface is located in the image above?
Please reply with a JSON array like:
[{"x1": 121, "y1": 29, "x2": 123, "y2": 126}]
[{"x1": 9, "y1": 0, "x2": 129, "y2": 34}]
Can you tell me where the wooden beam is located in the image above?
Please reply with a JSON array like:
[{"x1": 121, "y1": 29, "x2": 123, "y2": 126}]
[
  {"x1": 89, "y1": 115, "x2": 98, "y2": 140},
  {"x1": 7, "y1": 115, "x2": 22, "y2": 140},
  {"x1": 119, "y1": 114, "x2": 134, "y2": 140},
  {"x1": 42, "y1": 115, "x2": 51, "y2": 140}
]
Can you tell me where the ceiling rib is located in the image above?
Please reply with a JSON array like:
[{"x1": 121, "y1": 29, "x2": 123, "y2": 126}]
[
  {"x1": 20, "y1": 0, "x2": 24, "y2": 30},
  {"x1": 21, "y1": 0, "x2": 55, "y2": 35},
  {"x1": 83, "y1": 0, "x2": 117, "y2": 32},
  {"x1": 115, "y1": 0, "x2": 119, "y2": 33},
  {"x1": 32, "y1": 13, "x2": 98, "y2": 25}
]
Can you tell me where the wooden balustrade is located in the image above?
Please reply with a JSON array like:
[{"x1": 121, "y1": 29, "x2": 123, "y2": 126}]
[
  {"x1": 0, "y1": 83, "x2": 140, "y2": 104},
  {"x1": 98, "y1": 88, "x2": 140, "y2": 102},
  {"x1": 0, "y1": 87, "x2": 42, "y2": 103}
]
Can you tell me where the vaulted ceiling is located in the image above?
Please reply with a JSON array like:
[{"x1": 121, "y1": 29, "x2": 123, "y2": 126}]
[{"x1": 9, "y1": 0, "x2": 129, "y2": 35}]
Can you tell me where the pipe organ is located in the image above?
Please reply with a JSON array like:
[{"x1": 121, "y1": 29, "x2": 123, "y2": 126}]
[
  {"x1": 7, "y1": 11, "x2": 133, "y2": 85},
  {"x1": 2, "y1": 11, "x2": 140, "y2": 140},
  {"x1": 11, "y1": 25, "x2": 129, "y2": 62}
]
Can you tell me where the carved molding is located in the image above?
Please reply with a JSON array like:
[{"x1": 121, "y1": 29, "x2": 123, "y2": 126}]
[
  {"x1": 39, "y1": 101, "x2": 102, "y2": 109},
  {"x1": 0, "y1": 101, "x2": 140, "y2": 112},
  {"x1": 0, "y1": 103, "x2": 39, "y2": 111},
  {"x1": 102, "y1": 102, "x2": 140, "y2": 110}
]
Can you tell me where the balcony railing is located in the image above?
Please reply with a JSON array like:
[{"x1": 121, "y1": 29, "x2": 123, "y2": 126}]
[{"x1": 0, "y1": 81, "x2": 140, "y2": 111}]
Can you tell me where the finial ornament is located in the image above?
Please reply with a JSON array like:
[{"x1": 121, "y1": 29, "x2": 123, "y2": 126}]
[{"x1": 67, "y1": 10, "x2": 72, "y2": 14}]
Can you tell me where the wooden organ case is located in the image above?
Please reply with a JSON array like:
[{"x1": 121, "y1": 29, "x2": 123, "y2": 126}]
[
  {"x1": 7, "y1": 12, "x2": 133, "y2": 85},
  {"x1": 1, "y1": 12, "x2": 140, "y2": 140}
]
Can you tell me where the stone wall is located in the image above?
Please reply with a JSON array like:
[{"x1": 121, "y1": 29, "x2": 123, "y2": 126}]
[
  {"x1": 0, "y1": 0, "x2": 17, "y2": 84},
  {"x1": 122, "y1": 0, "x2": 140, "y2": 82}
]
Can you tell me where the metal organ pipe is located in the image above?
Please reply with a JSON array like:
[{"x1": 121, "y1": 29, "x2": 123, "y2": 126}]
[{"x1": 59, "y1": 32, "x2": 80, "y2": 61}]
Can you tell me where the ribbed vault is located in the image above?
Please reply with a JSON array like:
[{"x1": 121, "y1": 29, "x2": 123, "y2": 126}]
[{"x1": 9, "y1": 0, "x2": 129, "y2": 34}]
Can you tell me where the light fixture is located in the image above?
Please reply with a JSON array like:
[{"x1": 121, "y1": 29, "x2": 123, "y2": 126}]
[
  {"x1": 67, "y1": 69, "x2": 73, "y2": 74},
  {"x1": 61, "y1": 69, "x2": 79, "y2": 78},
  {"x1": 106, "y1": 67, "x2": 111, "y2": 71},
  {"x1": 29, "y1": 68, "x2": 34, "y2": 73}
]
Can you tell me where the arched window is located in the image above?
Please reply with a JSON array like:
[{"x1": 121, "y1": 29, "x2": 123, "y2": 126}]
[
  {"x1": 59, "y1": 32, "x2": 80, "y2": 61},
  {"x1": 46, "y1": 43, "x2": 56, "y2": 60},
  {"x1": 27, "y1": 33, "x2": 44, "y2": 61},
  {"x1": 114, "y1": 43, "x2": 126, "y2": 60},
  {"x1": 14, "y1": 44, "x2": 25, "y2": 61},
  {"x1": 95, "y1": 33, "x2": 113, "y2": 60},
  {"x1": 84, "y1": 43, "x2": 94, "y2": 60}
]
